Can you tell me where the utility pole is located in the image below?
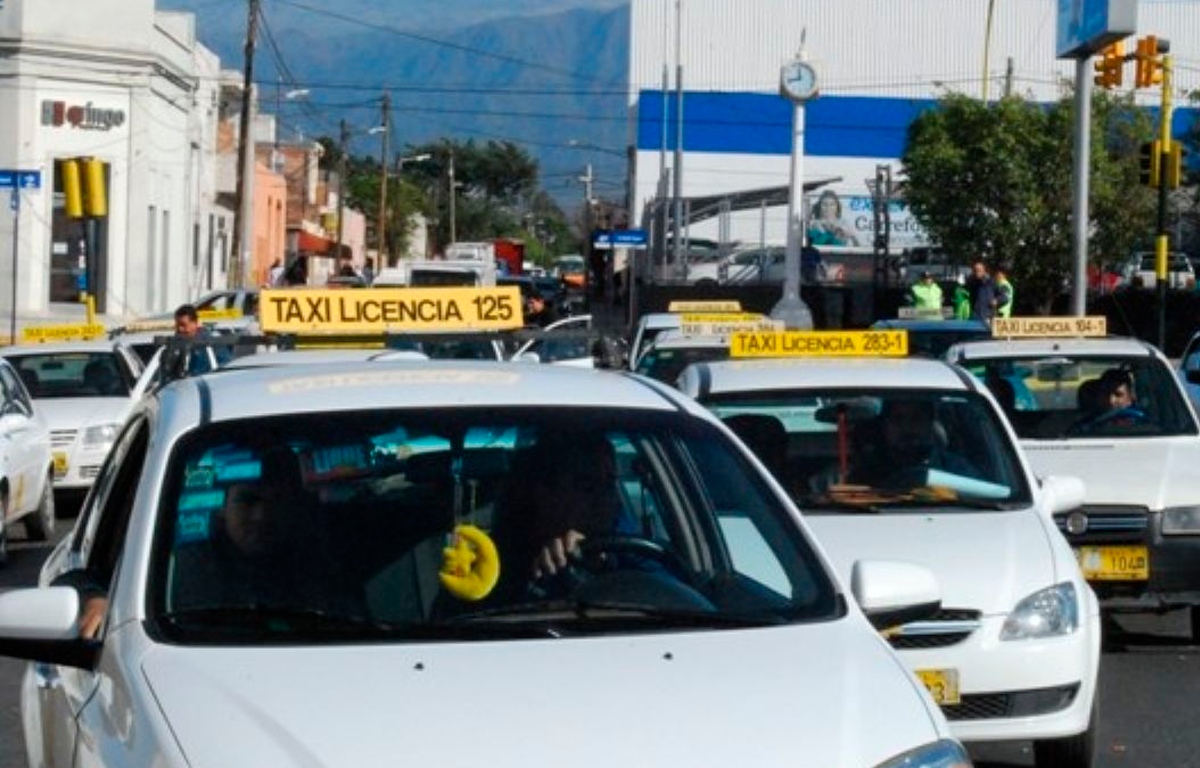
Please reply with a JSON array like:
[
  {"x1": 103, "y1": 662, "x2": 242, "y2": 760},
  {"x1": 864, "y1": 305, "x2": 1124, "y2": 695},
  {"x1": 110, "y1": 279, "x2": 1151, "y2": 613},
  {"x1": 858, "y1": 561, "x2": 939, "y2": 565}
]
[
  {"x1": 229, "y1": 0, "x2": 260, "y2": 289},
  {"x1": 1004, "y1": 57, "x2": 1014, "y2": 97},
  {"x1": 336, "y1": 118, "x2": 349, "y2": 264},
  {"x1": 376, "y1": 92, "x2": 391, "y2": 269},
  {"x1": 448, "y1": 149, "x2": 457, "y2": 246},
  {"x1": 982, "y1": 0, "x2": 996, "y2": 101},
  {"x1": 671, "y1": 0, "x2": 685, "y2": 279}
]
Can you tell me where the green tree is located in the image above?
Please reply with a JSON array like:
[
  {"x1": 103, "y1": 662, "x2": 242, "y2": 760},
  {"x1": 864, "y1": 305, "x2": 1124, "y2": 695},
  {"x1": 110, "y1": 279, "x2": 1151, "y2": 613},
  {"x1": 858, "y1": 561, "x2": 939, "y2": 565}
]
[{"x1": 903, "y1": 92, "x2": 1156, "y2": 311}]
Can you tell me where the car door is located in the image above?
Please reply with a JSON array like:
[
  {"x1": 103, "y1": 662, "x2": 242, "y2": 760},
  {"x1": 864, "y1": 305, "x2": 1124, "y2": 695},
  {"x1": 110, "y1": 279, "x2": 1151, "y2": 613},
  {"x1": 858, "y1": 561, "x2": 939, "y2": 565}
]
[
  {"x1": 0, "y1": 364, "x2": 41, "y2": 516},
  {"x1": 29, "y1": 418, "x2": 150, "y2": 768},
  {"x1": 512, "y1": 315, "x2": 595, "y2": 367}
]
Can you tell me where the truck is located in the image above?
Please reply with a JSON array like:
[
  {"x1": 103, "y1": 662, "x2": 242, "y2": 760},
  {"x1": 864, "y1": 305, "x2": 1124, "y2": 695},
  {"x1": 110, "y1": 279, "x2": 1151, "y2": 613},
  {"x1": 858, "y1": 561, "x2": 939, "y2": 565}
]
[{"x1": 445, "y1": 239, "x2": 526, "y2": 277}]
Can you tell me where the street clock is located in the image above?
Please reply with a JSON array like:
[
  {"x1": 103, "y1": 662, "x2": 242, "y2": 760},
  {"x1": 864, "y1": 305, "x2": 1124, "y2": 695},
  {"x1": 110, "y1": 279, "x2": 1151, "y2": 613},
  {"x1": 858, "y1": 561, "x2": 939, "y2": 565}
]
[{"x1": 780, "y1": 60, "x2": 818, "y2": 103}]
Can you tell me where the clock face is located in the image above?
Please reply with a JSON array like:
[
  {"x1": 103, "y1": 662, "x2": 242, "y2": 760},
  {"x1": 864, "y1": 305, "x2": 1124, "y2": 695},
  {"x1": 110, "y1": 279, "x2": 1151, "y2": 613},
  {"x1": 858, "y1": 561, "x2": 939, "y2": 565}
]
[{"x1": 781, "y1": 61, "x2": 818, "y2": 102}]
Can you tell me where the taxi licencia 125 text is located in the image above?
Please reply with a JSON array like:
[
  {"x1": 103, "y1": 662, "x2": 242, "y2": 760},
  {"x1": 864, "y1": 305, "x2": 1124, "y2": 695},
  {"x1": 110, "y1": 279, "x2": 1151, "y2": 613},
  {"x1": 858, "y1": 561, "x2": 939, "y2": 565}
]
[{"x1": 261, "y1": 287, "x2": 524, "y2": 333}]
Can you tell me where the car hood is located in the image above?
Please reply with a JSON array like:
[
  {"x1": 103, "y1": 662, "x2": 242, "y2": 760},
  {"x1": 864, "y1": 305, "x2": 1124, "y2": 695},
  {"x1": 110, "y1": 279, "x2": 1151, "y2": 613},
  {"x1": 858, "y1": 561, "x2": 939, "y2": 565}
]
[
  {"x1": 141, "y1": 623, "x2": 940, "y2": 768},
  {"x1": 806, "y1": 511, "x2": 1055, "y2": 616},
  {"x1": 1021, "y1": 436, "x2": 1200, "y2": 510},
  {"x1": 34, "y1": 397, "x2": 131, "y2": 431}
]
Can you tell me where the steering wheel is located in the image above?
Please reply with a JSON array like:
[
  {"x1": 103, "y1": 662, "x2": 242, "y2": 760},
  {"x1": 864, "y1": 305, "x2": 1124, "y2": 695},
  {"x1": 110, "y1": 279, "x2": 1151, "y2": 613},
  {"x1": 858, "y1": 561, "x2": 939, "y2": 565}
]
[{"x1": 530, "y1": 534, "x2": 690, "y2": 598}]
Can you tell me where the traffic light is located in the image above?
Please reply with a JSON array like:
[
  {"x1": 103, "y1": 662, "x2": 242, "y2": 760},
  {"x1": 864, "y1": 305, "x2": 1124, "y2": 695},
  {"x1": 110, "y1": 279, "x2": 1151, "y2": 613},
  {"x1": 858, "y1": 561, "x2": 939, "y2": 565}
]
[
  {"x1": 1093, "y1": 41, "x2": 1125, "y2": 89},
  {"x1": 60, "y1": 159, "x2": 84, "y2": 218},
  {"x1": 1135, "y1": 36, "x2": 1165, "y2": 88},
  {"x1": 82, "y1": 158, "x2": 107, "y2": 218},
  {"x1": 1139, "y1": 141, "x2": 1161, "y2": 187}
]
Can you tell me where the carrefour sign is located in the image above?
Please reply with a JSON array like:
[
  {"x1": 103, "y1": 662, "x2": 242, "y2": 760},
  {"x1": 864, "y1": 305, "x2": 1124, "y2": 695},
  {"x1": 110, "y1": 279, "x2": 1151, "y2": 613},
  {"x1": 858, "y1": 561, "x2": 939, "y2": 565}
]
[
  {"x1": 805, "y1": 193, "x2": 929, "y2": 250},
  {"x1": 41, "y1": 101, "x2": 126, "y2": 132}
]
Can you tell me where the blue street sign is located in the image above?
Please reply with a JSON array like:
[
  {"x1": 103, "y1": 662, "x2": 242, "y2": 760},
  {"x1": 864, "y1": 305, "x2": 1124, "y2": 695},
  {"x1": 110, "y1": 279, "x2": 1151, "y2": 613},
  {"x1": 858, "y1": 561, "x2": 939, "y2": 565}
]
[
  {"x1": 0, "y1": 170, "x2": 41, "y2": 190},
  {"x1": 593, "y1": 229, "x2": 649, "y2": 249}
]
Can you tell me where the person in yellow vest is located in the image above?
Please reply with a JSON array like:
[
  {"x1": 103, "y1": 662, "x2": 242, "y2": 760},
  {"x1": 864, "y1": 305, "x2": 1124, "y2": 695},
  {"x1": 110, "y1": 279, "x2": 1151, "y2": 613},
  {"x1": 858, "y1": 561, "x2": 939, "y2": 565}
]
[
  {"x1": 909, "y1": 271, "x2": 944, "y2": 313},
  {"x1": 995, "y1": 264, "x2": 1014, "y2": 318}
]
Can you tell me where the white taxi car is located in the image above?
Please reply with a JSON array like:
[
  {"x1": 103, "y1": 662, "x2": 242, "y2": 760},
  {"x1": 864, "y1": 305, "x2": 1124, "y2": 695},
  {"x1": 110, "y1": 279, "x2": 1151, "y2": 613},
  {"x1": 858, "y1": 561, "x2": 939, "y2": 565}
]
[
  {"x1": 1, "y1": 340, "x2": 154, "y2": 499},
  {"x1": 678, "y1": 343, "x2": 1100, "y2": 767},
  {"x1": 0, "y1": 357, "x2": 55, "y2": 562},
  {"x1": 0, "y1": 360, "x2": 970, "y2": 768},
  {"x1": 948, "y1": 334, "x2": 1200, "y2": 641}
]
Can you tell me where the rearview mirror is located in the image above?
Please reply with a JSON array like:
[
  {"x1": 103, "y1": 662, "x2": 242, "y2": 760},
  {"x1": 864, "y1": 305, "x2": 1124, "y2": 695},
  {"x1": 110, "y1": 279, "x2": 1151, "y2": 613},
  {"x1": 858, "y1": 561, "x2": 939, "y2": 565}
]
[
  {"x1": 850, "y1": 560, "x2": 941, "y2": 631},
  {"x1": 1040, "y1": 474, "x2": 1086, "y2": 516},
  {"x1": 0, "y1": 587, "x2": 97, "y2": 670}
]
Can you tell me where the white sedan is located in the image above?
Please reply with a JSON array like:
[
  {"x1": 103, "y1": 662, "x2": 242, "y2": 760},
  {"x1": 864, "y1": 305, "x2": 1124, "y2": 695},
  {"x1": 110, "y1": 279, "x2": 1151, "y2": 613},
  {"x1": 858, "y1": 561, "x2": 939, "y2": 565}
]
[
  {"x1": 679, "y1": 356, "x2": 1101, "y2": 767},
  {"x1": 1, "y1": 341, "x2": 155, "y2": 498},
  {"x1": 0, "y1": 357, "x2": 54, "y2": 562},
  {"x1": 2, "y1": 360, "x2": 969, "y2": 768}
]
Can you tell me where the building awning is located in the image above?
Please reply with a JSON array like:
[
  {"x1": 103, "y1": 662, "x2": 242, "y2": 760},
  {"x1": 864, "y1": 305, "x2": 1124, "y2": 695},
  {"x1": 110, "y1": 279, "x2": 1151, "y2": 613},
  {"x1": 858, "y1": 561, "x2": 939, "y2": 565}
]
[{"x1": 296, "y1": 230, "x2": 351, "y2": 259}]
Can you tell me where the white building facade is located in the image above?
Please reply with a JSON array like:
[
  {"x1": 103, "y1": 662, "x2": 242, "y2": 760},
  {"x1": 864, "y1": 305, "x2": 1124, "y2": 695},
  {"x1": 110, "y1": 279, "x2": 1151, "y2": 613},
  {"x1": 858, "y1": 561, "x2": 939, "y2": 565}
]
[
  {"x1": 0, "y1": 0, "x2": 229, "y2": 321},
  {"x1": 628, "y1": 0, "x2": 1200, "y2": 262}
]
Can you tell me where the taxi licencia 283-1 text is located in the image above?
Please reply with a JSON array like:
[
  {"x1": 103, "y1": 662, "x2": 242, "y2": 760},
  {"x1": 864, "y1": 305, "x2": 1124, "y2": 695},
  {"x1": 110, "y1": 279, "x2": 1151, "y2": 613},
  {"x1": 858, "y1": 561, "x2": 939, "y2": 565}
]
[
  {"x1": 948, "y1": 317, "x2": 1200, "y2": 641},
  {"x1": 677, "y1": 329, "x2": 1101, "y2": 768},
  {"x1": 0, "y1": 290, "x2": 972, "y2": 768}
]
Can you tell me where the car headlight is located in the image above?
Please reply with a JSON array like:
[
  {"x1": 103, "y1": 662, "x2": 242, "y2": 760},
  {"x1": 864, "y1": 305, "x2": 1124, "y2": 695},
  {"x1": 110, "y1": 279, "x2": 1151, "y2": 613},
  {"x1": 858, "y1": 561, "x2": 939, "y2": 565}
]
[
  {"x1": 1000, "y1": 582, "x2": 1078, "y2": 641},
  {"x1": 873, "y1": 739, "x2": 972, "y2": 768},
  {"x1": 1162, "y1": 506, "x2": 1200, "y2": 535},
  {"x1": 82, "y1": 423, "x2": 120, "y2": 450}
]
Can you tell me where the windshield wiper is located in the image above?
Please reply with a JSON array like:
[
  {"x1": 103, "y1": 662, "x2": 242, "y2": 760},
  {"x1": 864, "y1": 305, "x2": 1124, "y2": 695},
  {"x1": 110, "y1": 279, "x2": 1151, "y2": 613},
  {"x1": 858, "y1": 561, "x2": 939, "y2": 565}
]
[
  {"x1": 449, "y1": 600, "x2": 786, "y2": 630},
  {"x1": 159, "y1": 605, "x2": 556, "y2": 640},
  {"x1": 870, "y1": 496, "x2": 1020, "y2": 511}
]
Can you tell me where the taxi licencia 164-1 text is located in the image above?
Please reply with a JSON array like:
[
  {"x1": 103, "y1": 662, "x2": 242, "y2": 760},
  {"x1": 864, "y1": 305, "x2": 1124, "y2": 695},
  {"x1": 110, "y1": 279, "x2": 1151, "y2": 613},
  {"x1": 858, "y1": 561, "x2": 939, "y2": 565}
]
[
  {"x1": 0, "y1": 289, "x2": 972, "y2": 768},
  {"x1": 948, "y1": 317, "x2": 1200, "y2": 641},
  {"x1": 677, "y1": 329, "x2": 1101, "y2": 768}
]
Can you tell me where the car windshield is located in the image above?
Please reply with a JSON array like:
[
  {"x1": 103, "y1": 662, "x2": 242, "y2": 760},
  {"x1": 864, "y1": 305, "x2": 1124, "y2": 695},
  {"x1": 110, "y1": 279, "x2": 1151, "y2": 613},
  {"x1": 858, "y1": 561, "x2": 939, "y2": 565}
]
[
  {"x1": 908, "y1": 328, "x2": 991, "y2": 359},
  {"x1": 7, "y1": 352, "x2": 132, "y2": 398},
  {"x1": 704, "y1": 388, "x2": 1033, "y2": 512},
  {"x1": 636, "y1": 345, "x2": 729, "y2": 383},
  {"x1": 964, "y1": 354, "x2": 1197, "y2": 440},
  {"x1": 386, "y1": 338, "x2": 499, "y2": 361},
  {"x1": 152, "y1": 408, "x2": 839, "y2": 644}
]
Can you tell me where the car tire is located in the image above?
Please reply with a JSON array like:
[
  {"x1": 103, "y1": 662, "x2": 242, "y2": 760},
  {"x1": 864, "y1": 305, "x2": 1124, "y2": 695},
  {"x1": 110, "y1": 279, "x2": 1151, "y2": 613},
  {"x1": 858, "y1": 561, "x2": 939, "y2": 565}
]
[
  {"x1": 24, "y1": 472, "x2": 55, "y2": 542},
  {"x1": 1033, "y1": 689, "x2": 1097, "y2": 768}
]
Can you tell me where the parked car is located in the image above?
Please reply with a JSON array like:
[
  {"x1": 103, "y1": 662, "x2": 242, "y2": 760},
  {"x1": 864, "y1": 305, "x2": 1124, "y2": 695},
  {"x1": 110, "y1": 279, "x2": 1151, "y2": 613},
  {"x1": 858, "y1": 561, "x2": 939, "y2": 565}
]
[
  {"x1": 0, "y1": 357, "x2": 54, "y2": 562},
  {"x1": 1119, "y1": 252, "x2": 1194, "y2": 289}
]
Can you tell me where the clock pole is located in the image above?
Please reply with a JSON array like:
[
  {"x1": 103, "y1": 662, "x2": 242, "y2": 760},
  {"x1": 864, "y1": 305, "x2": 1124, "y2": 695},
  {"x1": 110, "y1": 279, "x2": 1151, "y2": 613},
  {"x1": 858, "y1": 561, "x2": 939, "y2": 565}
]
[{"x1": 772, "y1": 48, "x2": 815, "y2": 330}]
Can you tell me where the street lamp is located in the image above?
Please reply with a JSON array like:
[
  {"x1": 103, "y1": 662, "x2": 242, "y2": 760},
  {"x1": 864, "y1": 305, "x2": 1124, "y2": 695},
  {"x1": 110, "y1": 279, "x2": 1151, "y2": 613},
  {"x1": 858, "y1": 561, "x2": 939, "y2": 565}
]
[{"x1": 773, "y1": 46, "x2": 819, "y2": 331}]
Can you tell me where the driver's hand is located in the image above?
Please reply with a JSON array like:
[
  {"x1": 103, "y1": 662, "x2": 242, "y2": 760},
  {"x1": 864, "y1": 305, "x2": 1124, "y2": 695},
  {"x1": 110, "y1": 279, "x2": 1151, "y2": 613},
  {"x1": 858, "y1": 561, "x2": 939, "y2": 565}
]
[
  {"x1": 533, "y1": 530, "x2": 586, "y2": 579},
  {"x1": 79, "y1": 596, "x2": 109, "y2": 641}
]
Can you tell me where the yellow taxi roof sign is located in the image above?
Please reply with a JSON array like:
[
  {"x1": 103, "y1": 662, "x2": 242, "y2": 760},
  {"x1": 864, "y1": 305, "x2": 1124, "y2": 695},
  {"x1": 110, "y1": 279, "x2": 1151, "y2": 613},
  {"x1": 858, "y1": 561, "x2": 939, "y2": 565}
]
[
  {"x1": 667, "y1": 300, "x2": 742, "y2": 313},
  {"x1": 21, "y1": 323, "x2": 107, "y2": 343},
  {"x1": 680, "y1": 313, "x2": 783, "y2": 337},
  {"x1": 730, "y1": 330, "x2": 909, "y2": 358},
  {"x1": 259, "y1": 286, "x2": 524, "y2": 334},
  {"x1": 198, "y1": 308, "x2": 243, "y2": 321},
  {"x1": 991, "y1": 316, "x2": 1106, "y2": 339},
  {"x1": 897, "y1": 307, "x2": 952, "y2": 320}
]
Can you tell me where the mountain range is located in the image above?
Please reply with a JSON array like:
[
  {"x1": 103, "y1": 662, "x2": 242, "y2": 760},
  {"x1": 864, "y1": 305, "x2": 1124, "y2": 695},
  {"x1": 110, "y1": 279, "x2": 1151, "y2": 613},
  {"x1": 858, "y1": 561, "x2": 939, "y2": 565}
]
[{"x1": 163, "y1": 0, "x2": 632, "y2": 208}]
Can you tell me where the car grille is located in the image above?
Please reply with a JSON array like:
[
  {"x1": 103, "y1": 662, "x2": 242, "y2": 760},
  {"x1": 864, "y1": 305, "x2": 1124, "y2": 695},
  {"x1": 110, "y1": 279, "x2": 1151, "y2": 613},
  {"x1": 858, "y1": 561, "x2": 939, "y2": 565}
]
[
  {"x1": 50, "y1": 429, "x2": 77, "y2": 449},
  {"x1": 942, "y1": 684, "x2": 1079, "y2": 721},
  {"x1": 1054, "y1": 506, "x2": 1149, "y2": 536},
  {"x1": 80, "y1": 465, "x2": 101, "y2": 480},
  {"x1": 888, "y1": 608, "x2": 982, "y2": 650}
]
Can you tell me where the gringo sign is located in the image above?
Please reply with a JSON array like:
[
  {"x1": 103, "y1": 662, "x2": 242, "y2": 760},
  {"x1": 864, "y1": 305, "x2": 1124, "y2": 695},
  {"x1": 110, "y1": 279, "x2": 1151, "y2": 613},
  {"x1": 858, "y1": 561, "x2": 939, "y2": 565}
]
[
  {"x1": 730, "y1": 330, "x2": 909, "y2": 358},
  {"x1": 41, "y1": 101, "x2": 127, "y2": 132},
  {"x1": 259, "y1": 287, "x2": 524, "y2": 334}
]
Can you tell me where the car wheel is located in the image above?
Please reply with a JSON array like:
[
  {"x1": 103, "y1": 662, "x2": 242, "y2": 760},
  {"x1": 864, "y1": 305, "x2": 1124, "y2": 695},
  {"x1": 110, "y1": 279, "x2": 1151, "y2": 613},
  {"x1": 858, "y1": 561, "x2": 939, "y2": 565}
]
[
  {"x1": 1033, "y1": 689, "x2": 1097, "y2": 768},
  {"x1": 24, "y1": 472, "x2": 55, "y2": 542}
]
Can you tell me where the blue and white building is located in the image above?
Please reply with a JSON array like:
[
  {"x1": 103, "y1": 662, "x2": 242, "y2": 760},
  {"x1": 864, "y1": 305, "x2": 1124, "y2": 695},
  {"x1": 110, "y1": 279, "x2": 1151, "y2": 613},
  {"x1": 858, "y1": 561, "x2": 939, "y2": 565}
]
[{"x1": 628, "y1": 0, "x2": 1200, "y2": 262}]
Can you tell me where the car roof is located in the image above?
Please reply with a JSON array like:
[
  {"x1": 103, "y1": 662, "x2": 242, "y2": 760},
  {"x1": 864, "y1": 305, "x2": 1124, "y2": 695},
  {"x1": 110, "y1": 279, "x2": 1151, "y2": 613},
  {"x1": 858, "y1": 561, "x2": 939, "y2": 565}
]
[
  {"x1": 639, "y1": 313, "x2": 683, "y2": 332},
  {"x1": 163, "y1": 361, "x2": 689, "y2": 424},
  {"x1": 949, "y1": 336, "x2": 1157, "y2": 360},
  {"x1": 0, "y1": 340, "x2": 126, "y2": 356},
  {"x1": 221, "y1": 349, "x2": 429, "y2": 369},
  {"x1": 645, "y1": 332, "x2": 730, "y2": 351},
  {"x1": 685, "y1": 357, "x2": 973, "y2": 396}
]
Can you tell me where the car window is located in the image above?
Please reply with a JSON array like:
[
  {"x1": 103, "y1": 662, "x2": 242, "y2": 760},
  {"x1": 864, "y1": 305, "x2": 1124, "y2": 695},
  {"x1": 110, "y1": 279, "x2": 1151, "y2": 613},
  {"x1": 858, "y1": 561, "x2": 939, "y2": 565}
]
[
  {"x1": 76, "y1": 419, "x2": 151, "y2": 572},
  {"x1": 636, "y1": 345, "x2": 730, "y2": 384},
  {"x1": 963, "y1": 354, "x2": 1197, "y2": 439},
  {"x1": 7, "y1": 352, "x2": 133, "y2": 398},
  {"x1": 0, "y1": 365, "x2": 32, "y2": 414},
  {"x1": 705, "y1": 388, "x2": 1033, "y2": 512},
  {"x1": 150, "y1": 408, "x2": 840, "y2": 645},
  {"x1": 243, "y1": 292, "x2": 259, "y2": 316}
]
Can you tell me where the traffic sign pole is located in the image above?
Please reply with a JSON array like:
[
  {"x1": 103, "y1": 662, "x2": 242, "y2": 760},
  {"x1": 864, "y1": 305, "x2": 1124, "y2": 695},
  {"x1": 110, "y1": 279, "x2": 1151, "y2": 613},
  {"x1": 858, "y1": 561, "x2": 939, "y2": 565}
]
[{"x1": 10, "y1": 189, "x2": 19, "y2": 343}]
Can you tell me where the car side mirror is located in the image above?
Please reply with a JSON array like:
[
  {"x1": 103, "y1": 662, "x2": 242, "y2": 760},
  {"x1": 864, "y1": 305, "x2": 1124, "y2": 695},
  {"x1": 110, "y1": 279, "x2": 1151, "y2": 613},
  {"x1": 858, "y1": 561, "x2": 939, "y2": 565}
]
[
  {"x1": 1040, "y1": 474, "x2": 1086, "y2": 516},
  {"x1": 850, "y1": 560, "x2": 941, "y2": 631},
  {"x1": 0, "y1": 587, "x2": 98, "y2": 670}
]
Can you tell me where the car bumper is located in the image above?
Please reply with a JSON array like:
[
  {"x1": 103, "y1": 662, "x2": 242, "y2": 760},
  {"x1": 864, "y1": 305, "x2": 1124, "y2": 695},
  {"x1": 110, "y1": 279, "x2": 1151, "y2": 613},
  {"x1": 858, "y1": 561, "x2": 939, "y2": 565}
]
[
  {"x1": 51, "y1": 445, "x2": 107, "y2": 490},
  {"x1": 895, "y1": 614, "x2": 1099, "y2": 743},
  {"x1": 1054, "y1": 508, "x2": 1200, "y2": 609}
]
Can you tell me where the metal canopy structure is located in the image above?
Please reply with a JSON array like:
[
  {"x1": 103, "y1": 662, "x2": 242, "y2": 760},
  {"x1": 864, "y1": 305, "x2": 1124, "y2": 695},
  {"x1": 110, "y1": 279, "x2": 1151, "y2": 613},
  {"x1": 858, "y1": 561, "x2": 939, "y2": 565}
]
[{"x1": 671, "y1": 176, "x2": 842, "y2": 227}]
